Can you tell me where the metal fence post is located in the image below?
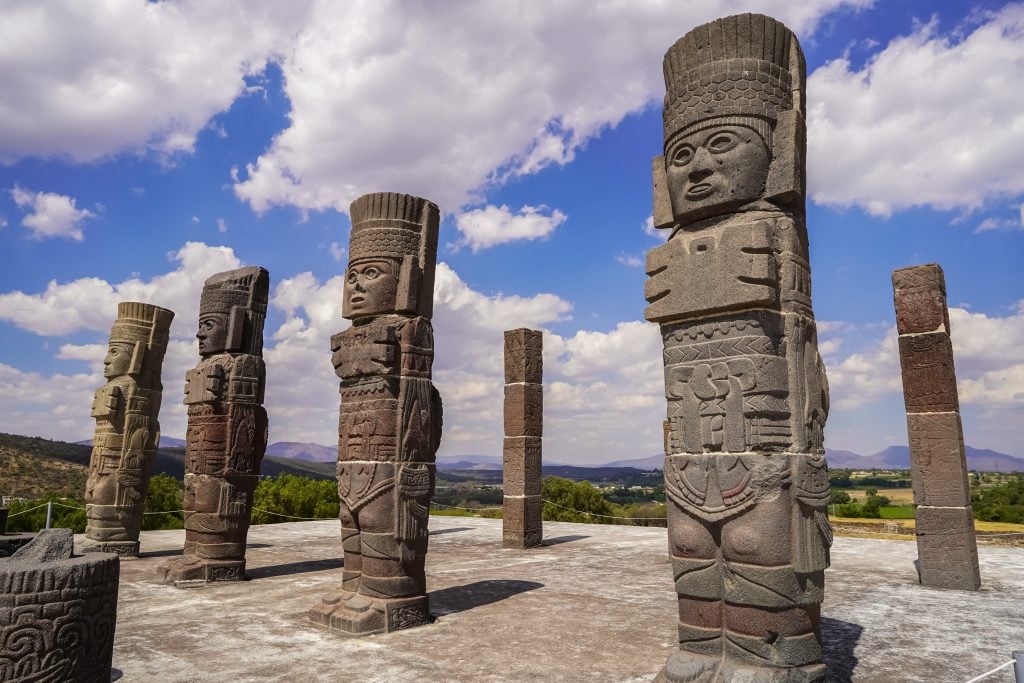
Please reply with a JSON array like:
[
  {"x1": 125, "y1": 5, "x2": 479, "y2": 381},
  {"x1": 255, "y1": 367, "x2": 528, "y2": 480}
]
[
  {"x1": 1013, "y1": 650, "x2": 1023, "y2": 683},
  {"x1": 45, "y1": 501, "x2": 52, "y2": 529}
]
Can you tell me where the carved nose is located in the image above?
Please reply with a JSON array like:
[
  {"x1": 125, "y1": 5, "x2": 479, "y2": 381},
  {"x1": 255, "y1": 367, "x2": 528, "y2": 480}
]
[
  {"x1": 688, "y1": 147, "x2": 714, "y2": 181},
  {"x1": 688, "y1": 167, "x2": 713, "y2": 183}
]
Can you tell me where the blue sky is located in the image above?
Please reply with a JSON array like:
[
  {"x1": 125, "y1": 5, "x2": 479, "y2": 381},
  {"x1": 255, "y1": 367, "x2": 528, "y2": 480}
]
[{"x1": 0, "y1": 0, "x2": 1021, "y2": 465}]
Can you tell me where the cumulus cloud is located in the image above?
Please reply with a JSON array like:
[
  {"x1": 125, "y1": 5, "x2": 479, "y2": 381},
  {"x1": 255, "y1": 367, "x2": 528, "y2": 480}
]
[
  {"x1": 615, "y1": 252, "x2": 643, "y2": 267},
  {"x1": 232, "y1": 0, "x2": 871, "y2": 214},
  {"x1": 808, "y1": 5, "x2": 1024, "y2": 215},
  {"x1": 0, "y1": 1, "x2": 314, "y2": 163},
  {"x1": 0, "y1": 241, "x2": 241, "y2": 337},
  {"x1": 10, "y1": 186, "x2": 95, "y2": 240},
  {"x1": 452, "y1": 204, "x2": 566, "y2": 252},
  {"x1": 974, "y1": 204, "x2": 1024, "y2": 233}
]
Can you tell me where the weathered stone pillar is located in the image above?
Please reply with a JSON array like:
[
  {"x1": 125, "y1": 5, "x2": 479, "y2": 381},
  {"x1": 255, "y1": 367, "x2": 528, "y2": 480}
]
[
  {"x1": 82, "y1": 301, "x2": 173, "y2": 557},
  {"x1": 309, "y1": 191, "x2": 443, "y2": 635},
  {"x1": 645, "y1": 14, "x2": 831, "y2": 682},
  {"x1": 503, "y1": 328, "x2": 543, "y2": 548},
  {"x1": 0, "y1": 529, "x2": 119, "y2": 682},
  {"x1": 156, "y1": 267, "x2": 269, "y2": 585},
  {"x1": 892, "y1": 264, "x2": 981, "y2": 591}
]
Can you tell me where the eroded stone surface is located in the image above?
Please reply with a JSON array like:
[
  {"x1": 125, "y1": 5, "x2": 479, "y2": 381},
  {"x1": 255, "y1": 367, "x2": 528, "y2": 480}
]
[
  {"x1": 893, "y1": 264, "x2": 980, "y2": 591},
  {"x1": 156, "y1": 267, "x2": 269, "y2": 585},
  {"x1": 83, "y1": 302, "x2": 173, "y2": 557},
  {"x1": 503, "y1": 329, "x2": 543, "y2": 549},
  {"x1": 309, "y1": 191, "x2": 443, "y2": 636},
  {"x1": 1, "y1": 529, "x2": 119, "y2": 682},
  {"x1": 646, "y1": 13, "x2": 831, "y2": 681}
]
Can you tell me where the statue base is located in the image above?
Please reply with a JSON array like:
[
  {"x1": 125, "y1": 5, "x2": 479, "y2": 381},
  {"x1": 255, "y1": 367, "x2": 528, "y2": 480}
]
[
  {"x1": 154, "y1": 556, "x2": 246, "y2": 586},
  {"x1": 655, "y1": 652, "x2": 826, "y2": 683},
  {"x1": 309, "y1": 593, "x2": 430, "y2": 636},
  {"x1": 80, "y1": 539, "x2": 140, "y2": 558}
]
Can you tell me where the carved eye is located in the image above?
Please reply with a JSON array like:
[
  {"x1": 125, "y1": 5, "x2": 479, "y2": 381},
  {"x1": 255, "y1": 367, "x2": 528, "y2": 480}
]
[
  {"x1": 364, "y1": 266, "x2": 379, "y2": 280},
  {"x1": 671, "y1": 144, "x2": 695, "y2": 166},
  {"x1": 707, "y1": 132, "x2": 739, "y2": 153},
  {"x1": 347, "y1": 270, "x2": 357, "y2": 284},
  {"x1": 110, "y1": 348, "x2": 119, "y2": 356}
]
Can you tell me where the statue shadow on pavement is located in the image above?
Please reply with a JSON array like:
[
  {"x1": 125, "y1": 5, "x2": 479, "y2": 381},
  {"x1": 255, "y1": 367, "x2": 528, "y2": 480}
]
[
  {"x1": 430, "y1": 579, "x2": 543, "y2": 617},
  {"x1": 429, "y1": 527, "x2": 474, "y2": 536},
  {"x1": 821, "y1": 616, "x2": 864, "y2": 683},
  {"x1": 246, "y1": 557, "x2": 344, "y2": 580},
  {"x1": 542, "y1": 534, "x2": 589, "y2": 546}
]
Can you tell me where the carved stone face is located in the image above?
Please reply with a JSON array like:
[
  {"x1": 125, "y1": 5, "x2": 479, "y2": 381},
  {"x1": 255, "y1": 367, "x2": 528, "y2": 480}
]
[
  {"x1": 345, "y1": 259, "x2": 398, "y2": 319},
  {"x1": 103, "y1": 342, "x2": 134, "y2": 378},
  {"x1": 665, "y1": 125, "x2": 770, "y2": 222},
  {"x1": 196, "y1": 313, "x2": 229, "y2": 356}
]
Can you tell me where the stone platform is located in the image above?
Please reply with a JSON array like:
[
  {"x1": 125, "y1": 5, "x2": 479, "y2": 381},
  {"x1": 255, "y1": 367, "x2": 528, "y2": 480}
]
[{"x1": 88, "y1": 517, "x2": 1022, "y2": 682}]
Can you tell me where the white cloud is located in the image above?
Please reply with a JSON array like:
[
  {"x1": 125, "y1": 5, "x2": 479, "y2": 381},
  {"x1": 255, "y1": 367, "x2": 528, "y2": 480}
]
[
  {"x1": 974, "y1": 204, "x2": 1024, "y2": 233},
  {"x1": 643, "y1": 214, "x2": 669, "y2": 241},
  {"x1": 452, "y1": 204, "x2": 566, "y2": 252},
  {"x1": 328, "y1": 241, "x2": 346, "y2": 262},
  {"x1": 615, "y1": 252, "x2": 643, "y2": 267},
  {"x1": 808, "y1": 5, "x2": 1024, "y2": 215},
  {"x1": 0, "y1": 241, "x2": 241, "y2": 337},
  {"x1": 10, "y1": 186, "x2": 95, "y2": 240},
  {"x1": 0, "y1": 1, "x2": 314, "y2": 163},
  {"x1": 216, "y1": 218, "x2": 228, "y2": 234},
  {"x1": 232, "y1": 0, "x2": 871, "y2": 215}
]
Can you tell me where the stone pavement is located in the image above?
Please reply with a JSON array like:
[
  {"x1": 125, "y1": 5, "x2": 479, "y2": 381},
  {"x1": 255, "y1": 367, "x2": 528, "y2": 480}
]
[{"x1": 90, "y1": 516, "x2": 1023, "y2": 682}]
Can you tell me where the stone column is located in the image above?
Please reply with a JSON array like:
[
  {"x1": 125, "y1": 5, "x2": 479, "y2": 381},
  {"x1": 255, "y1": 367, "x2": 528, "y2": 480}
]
[
  {"x1": 503, "y1": 328, "x2": 543, "y2": 548},
  {"x1": 82, "y1": 301, "x2": 173, "y2": 557},
  {"x1": 892, "y1": 264, "x2": 981, "y2": 591},
  {"x1": 309, "y1": 191, "x2": 443, "y2": 635},
  {"x1": 645, "y1": 14, "x2": 831, "y2": 682},
  {"x1": 0, "y1": 529, "x2": 119, "y2": 683},
  {"x1": 156, "y1": 267, "x2": 270, "y2": 585}
]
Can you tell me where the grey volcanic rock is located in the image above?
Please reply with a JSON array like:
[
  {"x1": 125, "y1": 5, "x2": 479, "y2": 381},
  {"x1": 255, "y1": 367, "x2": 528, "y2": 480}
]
[
  {"x1": 309, "y1": 191, "x2": 443, "y2": 636},
  {"x1": 503, "y1": 328, "x2": 543, "y2": 549},
  {"x1": 646, "y1": 13, "x2": 831, "y2": 681},
  {"x1": 893, "y1": 264, "x2": 980, "y2": 591},
  {"x1": 1, "y1": 528, "x2": 119, "y2": 682}
]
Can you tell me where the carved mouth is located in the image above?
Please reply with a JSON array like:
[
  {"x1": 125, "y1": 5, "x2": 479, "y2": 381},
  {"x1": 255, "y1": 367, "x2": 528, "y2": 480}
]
[
  {"x1": 686, "y1": 183, "x2": 714, "y2": 199},
  {"x1": 350, "y1": 296, "x2": 364, "y2": 305}
]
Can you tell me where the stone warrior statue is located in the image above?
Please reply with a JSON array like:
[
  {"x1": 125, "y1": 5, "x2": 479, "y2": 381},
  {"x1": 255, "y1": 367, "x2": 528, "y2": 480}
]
[
  {"x1": 310, "y1": 191, "x2": 442, "y2": 635},
  {"x1": 157, "y1": 267, "x2": 269, "y2": 584},
  {"x1": 83, "y1": 301, "x2": 173, "y2": 557},
  {"x1": 645, "y1": 14, "x2": 831, "y2": 682}
]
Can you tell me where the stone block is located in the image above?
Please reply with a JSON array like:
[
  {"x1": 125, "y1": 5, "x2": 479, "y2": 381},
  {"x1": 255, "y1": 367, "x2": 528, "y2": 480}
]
[
  {"x1": 892, "y1": 264, "x2": 948, "y2": 335},
  {"x1": 503, "y1": 495, "x2": 542, "y2": 548},
  {"x1": 897, "y1": 332, "x2": 959, "y2": 414},
  {"x1": 915, "y1": 506, "x2": 980, "y2": 591},
  {"x1": 907, "y1": 413, "x2": 970, "y2": 507},
  {"x1": 0, "y1": 531, "x2": 119, "y2": 682},
  {"x1": 504, "y1": 328, "x2": 543, "y2": 384},
  {"x1": 504, "y1": 383, "x2": 543, "y2": 437},
  {"x1": 503, "y1": 437, "x2": 542, "y2": 497}
]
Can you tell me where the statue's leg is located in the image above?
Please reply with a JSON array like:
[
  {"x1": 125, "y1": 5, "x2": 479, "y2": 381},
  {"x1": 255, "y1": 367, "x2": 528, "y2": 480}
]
[
  {"x1": 658, "y1": 500, "x2": 725, "y2": 683},
  {"x1": 309, "y1": 500, "x2": 360, "y2": 625},
  {"x1": 720, "y1": 494, "x2": 826, "y2": 683}
]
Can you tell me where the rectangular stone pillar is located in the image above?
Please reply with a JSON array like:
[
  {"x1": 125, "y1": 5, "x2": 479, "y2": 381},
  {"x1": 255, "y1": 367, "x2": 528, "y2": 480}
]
[
  {"x1": 503, "y1": 328, "x2": 543, "y2": 548},
  {"x1": 893, "y1": 263, "x2": 981, "y2": 591}
]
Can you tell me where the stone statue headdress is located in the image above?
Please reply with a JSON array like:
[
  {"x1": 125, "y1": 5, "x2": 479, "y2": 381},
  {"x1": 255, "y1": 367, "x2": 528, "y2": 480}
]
[
  {"x1": 108, "y1": 301, "x2": 174, "y2": 383},
  {"x1": 199, "y1": 266, "x2": 270, "y2": 356},
  {"x1": 345, "y1": 191, "x2": 440, "y2": 320},
  {"x1": 653, "y1": 13, "x2": 806, "y2": 228}
]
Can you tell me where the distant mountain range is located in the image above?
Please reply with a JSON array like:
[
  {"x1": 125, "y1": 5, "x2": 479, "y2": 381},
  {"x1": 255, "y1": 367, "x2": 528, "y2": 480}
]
[{"x1": 70, "y1": 436, "x2": 1024, "y2": 473}]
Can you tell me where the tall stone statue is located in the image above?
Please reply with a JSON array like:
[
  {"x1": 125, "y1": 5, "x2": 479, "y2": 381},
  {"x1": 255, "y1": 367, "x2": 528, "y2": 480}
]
[
  {"x1": 309, "y1": 191, "x2": 442, "y2": 635},
  {"x1": 156, "y1": 266, "x2": 269, "y2": 585},
  {"x1": 83, "y1": 301, "x2": 173, "y2": 557},
  {"x1": 644, "y1": 14, "x2": 832, "y2": 682}
]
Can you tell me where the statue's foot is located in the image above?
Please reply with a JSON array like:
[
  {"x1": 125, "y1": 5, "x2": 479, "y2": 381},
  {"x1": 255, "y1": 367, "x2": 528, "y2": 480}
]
[
  {"x1": 722, "y1": 662, "x2": 826, "y2": 683},
  {"x1": 155, "y1": 556, "x2": 245, "y2": 586},
  {"x1": 656, "y1": 651, "x2": 722, "y2": 682},
  {"x1": 316, "y1": 594, "x2": 430, "y2": 636},
  {"x1": 308, "y1": 586, "x2": 357, "y2": 626},
  {"x1": 80, "y1": 539, "x2": 140, "y2": 558}
]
